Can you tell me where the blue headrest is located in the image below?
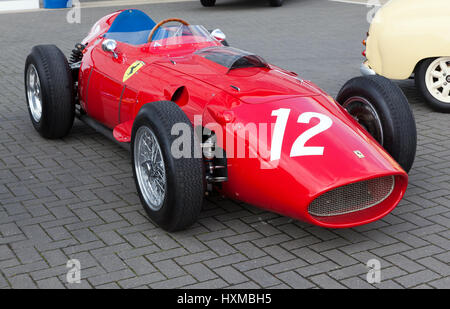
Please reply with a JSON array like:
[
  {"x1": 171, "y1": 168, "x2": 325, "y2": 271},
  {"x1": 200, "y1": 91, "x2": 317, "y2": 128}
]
[{"x1": 108, "y1": 9, "x2": 156, "y2": 33}]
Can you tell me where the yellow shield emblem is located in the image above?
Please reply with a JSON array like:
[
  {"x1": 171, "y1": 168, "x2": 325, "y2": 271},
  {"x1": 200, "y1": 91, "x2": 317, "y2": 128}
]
[{"x1": 123, "y1": 61, "x2": 145, "y2": 82}]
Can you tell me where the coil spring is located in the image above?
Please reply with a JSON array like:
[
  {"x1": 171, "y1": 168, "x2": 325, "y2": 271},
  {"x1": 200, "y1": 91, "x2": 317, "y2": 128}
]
[{"x1": 69, "y1": 43, "x2": 86, "y2": 64}]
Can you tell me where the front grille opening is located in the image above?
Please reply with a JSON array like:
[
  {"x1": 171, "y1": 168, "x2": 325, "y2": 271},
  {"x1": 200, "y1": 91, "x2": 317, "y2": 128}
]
[{"x1": 308, "y1": 176, "x2": 395, "y2": 217}]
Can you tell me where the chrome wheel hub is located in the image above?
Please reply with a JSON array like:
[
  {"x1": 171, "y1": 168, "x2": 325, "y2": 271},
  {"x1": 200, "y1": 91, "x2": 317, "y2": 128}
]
[
  {"x1": 425, "y1": 57, "x2": 450, "y2": 104},
  {"x1": 26, "y1": 64, "x2": 42, "y2": 122},
  {"x1": 342, "y1": 96, "x2": 384, "y2": 146},
  {"x1": 134, "y1": 126, "x2": 166, "y2": 211}
]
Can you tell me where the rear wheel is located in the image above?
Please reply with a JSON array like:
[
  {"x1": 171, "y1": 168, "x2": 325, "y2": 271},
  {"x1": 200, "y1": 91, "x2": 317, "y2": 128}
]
[
  {"x1": 132, "y1": 101, "x2": 205, "y2": 231},
  {"x1": 337, "y1": 75, "x2": 417, "y2": 173},
  {"x1": 25, "y1": 45, "x2": 74, "y2": 139},
  {"x1": 415, "y1": 57, "x2": 450, "y2": 113},
  {"x1": 269, "y1": 0, "x2": 284, "y2": 6},
  {"x1": 201, "y1": 0, "x2": 216, "y2": 6}
]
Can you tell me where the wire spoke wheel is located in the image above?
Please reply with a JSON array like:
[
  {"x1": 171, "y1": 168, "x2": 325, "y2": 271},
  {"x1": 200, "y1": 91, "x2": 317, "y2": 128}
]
[{"x1": 134, "y1": 126, "x2": 167, "y2": 211}]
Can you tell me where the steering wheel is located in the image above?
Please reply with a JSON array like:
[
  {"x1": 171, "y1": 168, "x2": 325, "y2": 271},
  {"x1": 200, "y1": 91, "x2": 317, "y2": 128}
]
[{"x1": 147, "y1": 18, "x2": 190, "y2": 43}]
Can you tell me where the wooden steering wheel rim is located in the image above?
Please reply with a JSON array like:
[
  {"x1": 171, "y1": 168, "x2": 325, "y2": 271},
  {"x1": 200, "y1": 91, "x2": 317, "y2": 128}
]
[{"x1": 147, "y1": 18, "x2": 190, "y2": 43}]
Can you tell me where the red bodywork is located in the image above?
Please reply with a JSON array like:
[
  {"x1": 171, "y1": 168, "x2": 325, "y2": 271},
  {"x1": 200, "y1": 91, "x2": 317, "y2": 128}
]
[{"x1": 77, "y1": 11, "x2": 408, "y2": 228}]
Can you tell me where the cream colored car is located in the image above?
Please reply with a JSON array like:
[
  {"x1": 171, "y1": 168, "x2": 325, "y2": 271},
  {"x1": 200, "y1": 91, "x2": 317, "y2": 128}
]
[{"x1": 361, "y1": 0, "x2": 450, "y2": 112}]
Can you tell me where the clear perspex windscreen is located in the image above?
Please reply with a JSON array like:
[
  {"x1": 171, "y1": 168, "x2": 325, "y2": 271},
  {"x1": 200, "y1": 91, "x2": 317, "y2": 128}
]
[{"x1": 150, "y1": 25, "x2": 214, "y2": 48}]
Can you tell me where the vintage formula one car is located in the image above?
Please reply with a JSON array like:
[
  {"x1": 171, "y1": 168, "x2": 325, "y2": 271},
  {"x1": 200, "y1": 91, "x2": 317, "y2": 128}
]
[{"x1": 25, "y1": 9, "x2": 416, "y2": 231}]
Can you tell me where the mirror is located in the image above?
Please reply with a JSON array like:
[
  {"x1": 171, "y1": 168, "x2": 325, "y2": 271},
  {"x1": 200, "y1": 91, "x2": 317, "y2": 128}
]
[
  {"x1": 211, "y1": 29, "x2": 226, "y2": 43},
  {"x1": 102, "y1": 39, "x2": 118, "y2": 58}
]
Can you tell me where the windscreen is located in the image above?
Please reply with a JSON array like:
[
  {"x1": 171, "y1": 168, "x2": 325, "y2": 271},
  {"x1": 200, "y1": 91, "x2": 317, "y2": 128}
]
[
  {"x1": 150, "y1": 25, "x2": 214, "y2": 48},
  {"x1": 195, "y1": 46, "x2": 269, "y2": 72}
]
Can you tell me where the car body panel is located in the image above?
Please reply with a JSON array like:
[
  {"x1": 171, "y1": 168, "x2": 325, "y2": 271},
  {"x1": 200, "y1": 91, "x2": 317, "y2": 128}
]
[
  {"x1": 204, "y1": 95, "x2": 407, "y2": 227},
  {"x1": 365, "y1": 0, "x2": 450, "y2": 79}
]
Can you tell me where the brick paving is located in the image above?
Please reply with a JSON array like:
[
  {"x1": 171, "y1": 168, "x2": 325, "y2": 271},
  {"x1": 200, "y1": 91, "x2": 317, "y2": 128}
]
[{"x1": 0, "y1": 0, "x2": 449, "y2": 289}]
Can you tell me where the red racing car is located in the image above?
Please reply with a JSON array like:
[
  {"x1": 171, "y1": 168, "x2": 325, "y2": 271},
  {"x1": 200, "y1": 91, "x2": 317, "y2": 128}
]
[{"x1": 25, "y1": 9, "x2": 416, "y2": 231}]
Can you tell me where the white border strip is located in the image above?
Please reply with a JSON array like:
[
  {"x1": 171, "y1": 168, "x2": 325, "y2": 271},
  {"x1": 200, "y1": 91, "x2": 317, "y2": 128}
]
[{"x1": 0, "y1": 0, "x2": 39, "y2": 12}]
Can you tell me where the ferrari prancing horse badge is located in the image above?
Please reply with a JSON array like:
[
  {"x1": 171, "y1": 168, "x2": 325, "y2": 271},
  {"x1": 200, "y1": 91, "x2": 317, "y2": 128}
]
[{"x1": 123, "y1": 61, "x2": 145, "y2": 82}]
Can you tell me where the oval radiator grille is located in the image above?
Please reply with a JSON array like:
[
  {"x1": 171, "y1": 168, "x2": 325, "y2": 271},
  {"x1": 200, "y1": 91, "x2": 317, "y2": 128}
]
[{"x1": 308, "y1": 176, "x2": 395, "y2": 217}]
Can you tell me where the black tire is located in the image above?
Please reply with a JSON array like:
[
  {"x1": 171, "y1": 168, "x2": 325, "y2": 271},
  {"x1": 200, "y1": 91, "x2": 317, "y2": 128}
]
[
  {"x1": 336, "y1": 75, "x2": 417, "y2": 173},
  {"x1": 25, "y1": 45, "x2": 75, "y2": 139},
  {"x1": 201, "y1": 0, "x2": 216, "y2": 6},
  {"x1": 415, "y1": 57, "x2": 450, "y2": 113},
  {"x1": 131, "y1": 101, "x2": 205, "y2": 231},
  {"x1": 269, "y1": 0, "x2": 284, "y2": 6}
]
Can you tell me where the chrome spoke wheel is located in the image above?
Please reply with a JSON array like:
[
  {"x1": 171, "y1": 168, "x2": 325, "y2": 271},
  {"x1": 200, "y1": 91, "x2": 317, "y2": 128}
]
[
  {"x1": 425, "y1": 57, "x2": 450, "y2": 104},
  {"x1": 26, "y1": 64, "x2": 43, "y2": 123},
  {"x1": 342, "y1": 96, "x2": 384, "y2": 146},
  {"x1": 134, "y1": 126, "x2": 167, "y2": 211}
]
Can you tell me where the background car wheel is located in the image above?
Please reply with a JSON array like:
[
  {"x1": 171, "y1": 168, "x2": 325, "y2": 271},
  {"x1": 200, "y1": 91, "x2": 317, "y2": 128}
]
[
  {"x1": 131, "y1": 101, "x2": 205, "y2": 232},
  {"x1": 415, "y1": 57, "x2": 450, "y2": 113},
  {"x1": 269, "y1": 0, "x2": 284, "y2": 6},
  {"x1": 201, "y1": 0, "x2": 216, "y2": 6},
  {"x1": 337, "y1": 75, "x2": 417, "y2": 173},
  {"x1": 25, "y1": 45, "x2": 75, "y2": 139}
]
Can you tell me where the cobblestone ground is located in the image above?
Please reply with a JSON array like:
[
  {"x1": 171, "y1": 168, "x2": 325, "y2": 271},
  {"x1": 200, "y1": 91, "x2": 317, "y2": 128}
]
[{"x1": 0, "y1": 0, "x2": 449, "y2": 289}]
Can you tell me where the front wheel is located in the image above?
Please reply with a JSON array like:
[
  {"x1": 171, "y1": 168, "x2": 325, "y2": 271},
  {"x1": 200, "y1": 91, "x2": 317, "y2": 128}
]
[
  {"x1": 415, "y1": 57, "x2": 450, "y2": 113},
  {"x1": 269, "y1": 0, "x2": 284, "y2": 6},
  {"x1": 131, "y1": 101, "x2": 205, "y2": 232},
  {"x1": 337, "y1": 75, "x2": 417, "y2": 173},
  {"x1": 201, "y1": 0, "x2": 216, "y2": 6}
]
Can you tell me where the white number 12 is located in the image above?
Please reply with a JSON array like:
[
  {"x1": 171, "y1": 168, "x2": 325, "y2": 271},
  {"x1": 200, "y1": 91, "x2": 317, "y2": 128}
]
[{"x1": 270, "y1": 109, "x2": 332, "y2": 161}]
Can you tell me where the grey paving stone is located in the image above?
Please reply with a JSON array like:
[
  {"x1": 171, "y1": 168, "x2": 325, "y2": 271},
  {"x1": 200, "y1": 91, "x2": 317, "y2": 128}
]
[
  {"x1": 10, "y1": 274, "x2": 37, "y2": 289},
  {"x1": 244, "y1": 268, "x2": 282, "y2": 288},
  {"x1": 205, "y1": 239, "x2": 237, "y2": 256},
  {"x1": 214, "y1": 266, "x2": 249, "y2": 285},
  {"x1": 154, "y1": 259, "x2": 186, "y2": 279},
  {"x1": 88, "y1": 269, "x2": 135, "y2": 286},
  {"x1": 185, "y1": 278, "x2": 229, "y2": 289},
  {"x1": 310, "y1": 274, "x2": 347, "y2": 289},
  {"x1": 183, "y1": 263, "x2": 218, "y2": 282},
  {"x1": 384, "y1": 254, "x2": 425, "y2": 273},
  {"x1": 37, "y1": 277, "x2": 66, "y2": 289},
  {"x1": 149, "y1": 275, "x2": 196, "y2": 289},
  {"x1": 41, "y1": 249, "x2": 68, "y2": 267},
  {"x1": 341, "y1": 277, "x2": 377, "y2": 289},
  {"x1": 262, "y1": 245, "x2": 295, "y2": 262},
  {"x1": 428, "y1": 277, "x2": 450, "y2": 289},
  {"x1": 118, "y1": 272, "x2": 166, "y2": 289},
  {"x1": 174, "y1": 251, "x2": 218, "y2": 266},
  {"x1": 276, "y1": 271, "x2": 315, "y2": 289},
  {"x1": 124, "y1": 256, "x2": 157, "y2": 276},
  {"x1": 233, "y1": 256, "x2": 278, "y2": 272},
  {"x1": 395, "y1": 270, "x2": 441, "y2": 288},
  {"x1": 233, "y1": 242, "x2": 266, "y2": 259},
  {"x1": 292, "y1": 247, "x2": 327, "y2": 264},
  {"x1": 417, "y1": 257, "x2": 450, "y2": 276}
]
